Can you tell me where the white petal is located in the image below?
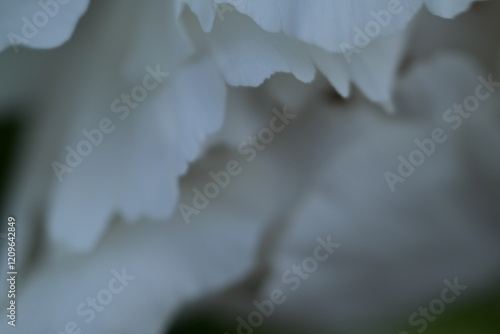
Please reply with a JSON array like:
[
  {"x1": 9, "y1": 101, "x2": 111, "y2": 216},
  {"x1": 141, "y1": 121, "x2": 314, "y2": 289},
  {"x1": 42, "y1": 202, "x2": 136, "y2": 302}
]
[
  {"x1": 194, "y1": 2, "x2": 407, "y2": 103},
  {"x1": 202, "y1": 9, "x2": 315, "y2": 86},
  {"x1": 0, "y1": 0, "x2": 89, "y2": 53},
  {"x1": 0, "y1": 0, "x2": 223, "y2": 252},
  {"x1": 49, "y1": 56, "x2": 227, "y2": 252},
  {"x1": 310, "y1": 33, "x2": 407, "y2": 103},
  {"x1": 219, "y1": 0, "x2": 422, "y2": 53},
  {"x1": 424, "y1": 0, "x2": 478, "y2": 19},
  {"x1": 123, "y1": 0, "x2": 194, "y2": 81},
  {"x1": 308, "y1": 47, "x2": 351, "y2": 98}
]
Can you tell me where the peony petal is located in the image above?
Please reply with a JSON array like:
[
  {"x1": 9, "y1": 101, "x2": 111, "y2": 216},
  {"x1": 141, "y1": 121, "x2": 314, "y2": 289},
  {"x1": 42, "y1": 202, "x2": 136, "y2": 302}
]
[
  {"x1": 1, "y1": 0, "x2": 225, "y2": 252},
  {"x1": 48, "y1": 55, "x2": 227, "y2": 252},
  {"x1": 0, "y1": 0, "x2": 89, "y2": 53},
  {"x1": 424, "y1": 0, "x2": 478, "y2": 19},
  {"x1": 219, "y1": 0, "x2": 422, "y2": 53},
  {"x1": 308, "y1": 47, "x2": 351, "y2": 98},
  {"x1": 202, "y1": 9, "x2": 316, "y2": 87},
  {"x1": 188, "y1": 2, "x2": 406, "y2": 103},
  {"x1": 309, "y1": 33, "x2": 407, "y2": 104},
  {"x1": 214, "y1": 0, "x2": 478, "y2": 53}
]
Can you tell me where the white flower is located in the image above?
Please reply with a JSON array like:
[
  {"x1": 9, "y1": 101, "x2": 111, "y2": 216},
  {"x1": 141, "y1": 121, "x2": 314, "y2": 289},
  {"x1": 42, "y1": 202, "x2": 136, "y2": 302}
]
[{"x1": 0, "y1": 1, "x2": 498, "y2": 334}]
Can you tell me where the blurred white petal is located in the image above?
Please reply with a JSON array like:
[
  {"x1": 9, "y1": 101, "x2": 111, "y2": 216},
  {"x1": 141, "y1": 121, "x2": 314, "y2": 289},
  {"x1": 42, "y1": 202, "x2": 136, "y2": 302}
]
[
  {"x1": 2, "y1": 112, "x2": 318, "y2": 332},
  {"x1": 424, "y1": 0, "x2": 478, "y2": 19},
  {"x1": 49, "y1": 55, "x2": 226, "y2": 252},
  {"x1": 258, "y1": 53, "x2": 500, "y2": 332},
  {"x1": 409, "y1": 0, "x2": 500, "y2": 72},
  {"x1": 0, "y1": 0, "x2": 89, "y2": 53}
]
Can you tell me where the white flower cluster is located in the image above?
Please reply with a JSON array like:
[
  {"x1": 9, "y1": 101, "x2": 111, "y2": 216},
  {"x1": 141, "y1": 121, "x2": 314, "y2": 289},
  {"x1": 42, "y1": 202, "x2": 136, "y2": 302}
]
[{"x1": 0, "y1": 1, "x2": 499, "y2": 333}]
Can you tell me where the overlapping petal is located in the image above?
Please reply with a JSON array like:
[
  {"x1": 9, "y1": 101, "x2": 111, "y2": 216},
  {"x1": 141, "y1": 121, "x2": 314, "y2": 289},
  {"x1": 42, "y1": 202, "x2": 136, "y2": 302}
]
[
  {"x1": 0, "y1": 0, "x2": 224, "y2": 252},
  {"x1": 257, "y1": 53, "x2": 500, "y2": 332}
]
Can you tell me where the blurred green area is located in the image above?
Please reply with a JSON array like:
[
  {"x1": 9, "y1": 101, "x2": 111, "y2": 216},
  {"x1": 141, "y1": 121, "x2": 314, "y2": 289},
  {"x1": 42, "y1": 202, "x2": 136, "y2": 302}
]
[
  {"x1": 405, "y1": 290, "x2": 500, "y2": 334},
  {"x1": 168, "y1": 289, "x2": 500, "y2": 334}
]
